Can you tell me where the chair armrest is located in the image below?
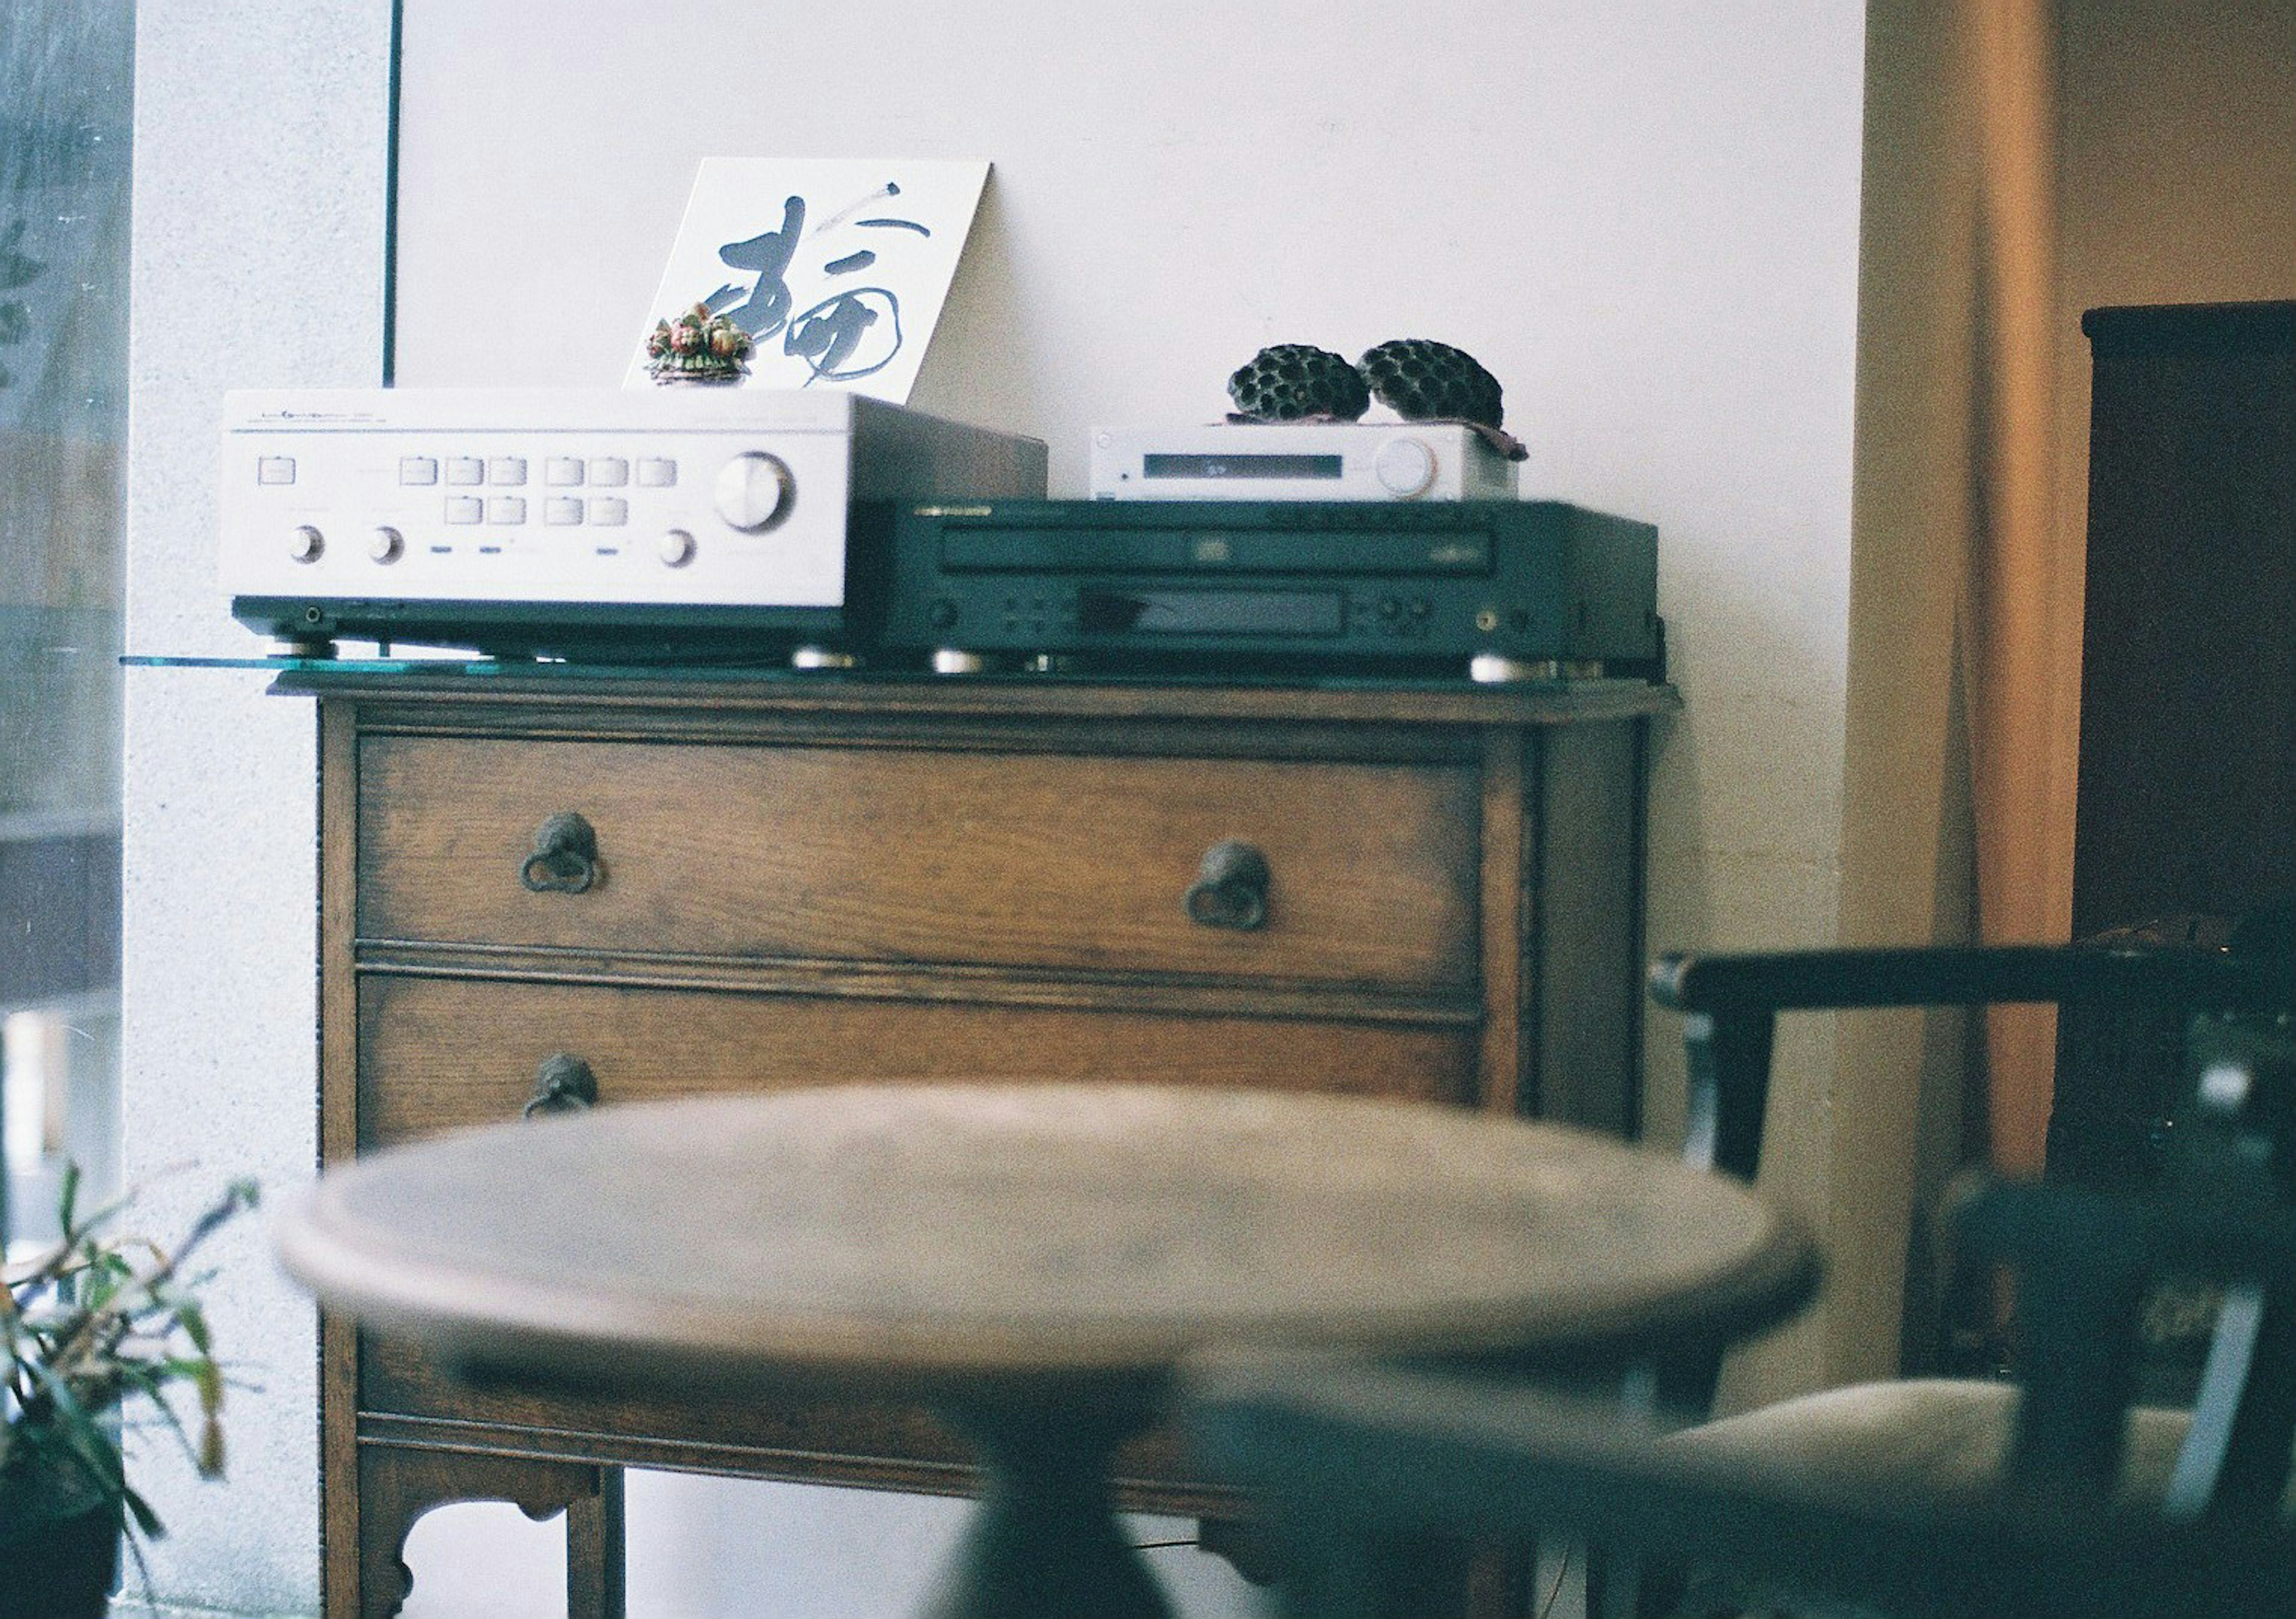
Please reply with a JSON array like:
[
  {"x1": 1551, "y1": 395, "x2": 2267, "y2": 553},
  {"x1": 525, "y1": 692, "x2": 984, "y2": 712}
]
[
  {"x1": 1651, "y1": 943, "x2": 2290, "y2": 1018},
  {"x1": 1657, "y1": 942, "x2": 2294, "y2": 1189}
]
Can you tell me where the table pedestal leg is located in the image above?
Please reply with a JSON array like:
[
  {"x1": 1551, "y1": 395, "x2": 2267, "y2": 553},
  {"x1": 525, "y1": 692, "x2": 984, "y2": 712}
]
[{"x1": 924, "y1": 1391, "x2": 1174, "y2": 1619}]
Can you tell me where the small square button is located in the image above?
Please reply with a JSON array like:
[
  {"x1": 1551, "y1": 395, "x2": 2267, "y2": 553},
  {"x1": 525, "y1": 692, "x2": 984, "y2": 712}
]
[
  {"x1": 444, "y1": 496, "x2": 484, "y2": 524},
  {"x1": 545, "y1": 457, "x2": 585, "y2": 487},
  {"x1": 446, "y1": 457, "x2": 486, "y2": 486},
  {"x1": 257, "y1": 456, "x2": 297, "y2": 485},
  {"x1": 488, "y1": 457, "x2": 527, "y2": 486},
  {"x1": 398, "y1": 456, "x2": 438, "y2": 485},
  {"x1": 636, "y1": 457, "x2": 677, "y2": 488},
  {"x1": 544, "y1": 497, "x2": 584, "y2": 526},
  {"x1": 587, "y1": 496, "x2": 628, "y2": 527},
  {"x1": 487, "y1": 496, "x2": 527, "y2": 525},
  {"x1": 588, "y1": 457, "x2": 629, "y2": 487}
]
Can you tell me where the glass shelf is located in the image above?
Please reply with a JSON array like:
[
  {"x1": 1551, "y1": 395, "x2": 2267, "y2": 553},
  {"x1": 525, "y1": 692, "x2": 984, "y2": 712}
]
[{"x1": 123, "y1": 650, "x2": 1669, "y2": 698}]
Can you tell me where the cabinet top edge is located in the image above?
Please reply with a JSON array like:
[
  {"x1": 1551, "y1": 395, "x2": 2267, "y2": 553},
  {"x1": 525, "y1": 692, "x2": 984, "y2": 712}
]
[
  {"x1": 2082, "y1": 300, "x2": 2296, "y2": 353},
  {"x1": 273, "y1": 670, "x2": 1681, "y2": 726}
]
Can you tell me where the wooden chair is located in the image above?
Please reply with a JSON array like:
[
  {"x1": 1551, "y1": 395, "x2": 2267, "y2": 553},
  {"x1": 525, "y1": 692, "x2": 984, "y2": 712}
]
[{"x1": 1186, "y1": 941, "x2": 2295, "y2": 1617}]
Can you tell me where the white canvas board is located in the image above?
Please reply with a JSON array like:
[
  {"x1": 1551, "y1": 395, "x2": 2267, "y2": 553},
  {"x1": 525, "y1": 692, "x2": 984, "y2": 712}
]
[{"x1": 625, "y1": 158, "x2": 990, "y2": 402}]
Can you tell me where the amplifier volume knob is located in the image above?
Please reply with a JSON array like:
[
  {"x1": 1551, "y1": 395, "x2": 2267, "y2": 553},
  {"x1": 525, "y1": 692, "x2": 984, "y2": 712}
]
[
  {"x1": 656, "y1": 528, "x2": 697, "y2": 568},
  {"x1": 288, "y1": 524, "x2": 325, "y2": 563},
  {"x1": 1373, "y1": 436, "x2": 1437, "y2": 497},
  {"x1": 713, "y1": 451, "x2": 795, "y2": 531},
  {"x1": 368, "y1": 526, "x2": 404, "y2": 564}
]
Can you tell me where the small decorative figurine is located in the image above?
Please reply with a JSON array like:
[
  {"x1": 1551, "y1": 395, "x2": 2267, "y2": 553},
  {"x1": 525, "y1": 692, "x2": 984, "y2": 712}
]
[{"x1": 645, "y1": 303, "x2": 753, "y2": 383}]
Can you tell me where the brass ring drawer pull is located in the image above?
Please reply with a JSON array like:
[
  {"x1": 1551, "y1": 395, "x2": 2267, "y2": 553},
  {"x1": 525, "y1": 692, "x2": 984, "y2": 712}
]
[
  {"x1": 523, "y1": 1053, "x2": 599, "y2": 1119},
  {"x1": 1184, "y1": 840, "x2": 1271, "y2": 931},
  {"x1": 521, "y1": 811, "x2": 600, "y2": 894}
]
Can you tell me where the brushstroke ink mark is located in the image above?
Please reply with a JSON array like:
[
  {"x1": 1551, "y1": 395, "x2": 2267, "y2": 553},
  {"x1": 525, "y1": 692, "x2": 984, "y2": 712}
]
[
  {"x1": 697, "y1": 184, "x2": 930, "y2": 381},
  {"x1": 704, "y1": 194, "x2": 805, "y2": 338},
  {"x1": 786, "y1": 287, "x2": 902, "y2": 383},
  {"x1": 807, "y1": 181, "x2": 903, "y2": 237}
]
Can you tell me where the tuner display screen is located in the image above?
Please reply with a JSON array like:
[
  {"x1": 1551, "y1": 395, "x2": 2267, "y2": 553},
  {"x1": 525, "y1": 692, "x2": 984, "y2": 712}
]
[
  {"x1": 1078, "y1": 589, "x2": 1343, "y2": 637},
  {"x1": 1142, "y1": 453, "x2": 1345, "y2": 480}
]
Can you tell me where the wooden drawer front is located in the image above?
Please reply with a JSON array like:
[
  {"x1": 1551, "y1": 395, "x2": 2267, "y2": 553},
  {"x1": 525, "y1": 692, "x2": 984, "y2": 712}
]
[
  {"x1": 355, "y1": 975, "x2": 1477, "y2": 1150},
  {"x1": 357, "y1": 736, "x2": 1478, "y2": 988}
]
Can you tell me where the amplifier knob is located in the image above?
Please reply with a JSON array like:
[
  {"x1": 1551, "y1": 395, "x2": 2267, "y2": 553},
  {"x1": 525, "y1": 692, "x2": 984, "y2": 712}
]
[
  {"x1": 713, "y1": 451, "x2": 795, "y2": 531},
  {"x1": 288, "y1": 524, "x2": 325, "y2": 563},
  {"x1": 368, "y1": 526, "x2": 404, "y2": 564},
  {"x1": 1373, "y1": 436, "x2": 1436, "y2": 497},
  {"x1": 656, "y1": 528, "x2": 697, "y2": 568}
]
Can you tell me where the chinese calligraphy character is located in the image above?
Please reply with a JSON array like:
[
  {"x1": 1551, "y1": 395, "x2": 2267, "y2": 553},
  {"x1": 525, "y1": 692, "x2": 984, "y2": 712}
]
[{"x1": 702, "y1": 185, "x2": 926, "y2": 384}]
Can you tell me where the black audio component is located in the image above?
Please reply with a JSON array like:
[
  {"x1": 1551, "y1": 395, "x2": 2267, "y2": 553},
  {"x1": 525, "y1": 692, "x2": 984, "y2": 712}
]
[{"x1": 878, "y1": 499, "x2": 1661, "y2": 682}]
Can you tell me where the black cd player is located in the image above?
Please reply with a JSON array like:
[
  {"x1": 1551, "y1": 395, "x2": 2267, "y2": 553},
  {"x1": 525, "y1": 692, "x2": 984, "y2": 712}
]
[{"x1": 876, "y1": 499, "x2": 1662, "y2": 681}]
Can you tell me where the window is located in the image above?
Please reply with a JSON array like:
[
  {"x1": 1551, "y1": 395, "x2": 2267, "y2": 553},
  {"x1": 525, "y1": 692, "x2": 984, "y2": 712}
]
[{"x1": 0, "y1": 1, "x2": 133, "y2": 1252}]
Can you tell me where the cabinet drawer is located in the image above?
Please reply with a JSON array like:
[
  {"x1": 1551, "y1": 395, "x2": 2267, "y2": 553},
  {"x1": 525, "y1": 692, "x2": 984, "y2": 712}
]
[
  {"x1": 358, "y1": 736, "x2": 1478, "y2": 988},
  {"x1": 355, "y1": 975, "x2": 1476, "y2": 1150}
]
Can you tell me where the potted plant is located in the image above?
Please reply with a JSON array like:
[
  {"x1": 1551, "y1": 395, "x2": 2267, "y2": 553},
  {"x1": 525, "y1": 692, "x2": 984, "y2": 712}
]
[{"x1": 1, "y1": 1167, "x2": 257, "y2": 1619}]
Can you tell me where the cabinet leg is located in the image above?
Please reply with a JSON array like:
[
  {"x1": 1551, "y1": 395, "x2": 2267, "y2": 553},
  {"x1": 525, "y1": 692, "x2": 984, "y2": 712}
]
[
  {"x1": 566, "y1": 1465, "x2": 627, "y2": 1619},
  {"x1": 344, "y1": 1444, "x2": 625, "y2": 1619}
]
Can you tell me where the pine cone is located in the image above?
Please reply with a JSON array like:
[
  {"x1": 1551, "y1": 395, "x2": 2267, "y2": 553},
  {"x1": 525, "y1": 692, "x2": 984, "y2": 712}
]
[
  {"x1": 1358, "y1": 338, "x2": 1504, "y2": 429},
  {"x1": 1226, "y1": 344, "x2": 1371, "y2": 422}
]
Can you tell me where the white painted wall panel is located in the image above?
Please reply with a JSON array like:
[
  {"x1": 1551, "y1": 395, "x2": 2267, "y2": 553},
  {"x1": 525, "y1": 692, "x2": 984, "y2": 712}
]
[{"x1": 122, "y1": 3, "x2": 392, "y2": 1614}]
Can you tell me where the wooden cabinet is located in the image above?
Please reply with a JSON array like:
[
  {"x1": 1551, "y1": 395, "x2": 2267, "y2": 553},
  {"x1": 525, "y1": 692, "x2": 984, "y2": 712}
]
[{"x1": 290, "y1": 667, "x2": 1674, "y2": 1618}]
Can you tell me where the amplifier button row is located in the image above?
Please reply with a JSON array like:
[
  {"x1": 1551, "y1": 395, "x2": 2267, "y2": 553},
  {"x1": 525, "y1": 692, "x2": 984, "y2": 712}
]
[{"x1": 392, "y1": 456, "x2": 658, "y2": 488}]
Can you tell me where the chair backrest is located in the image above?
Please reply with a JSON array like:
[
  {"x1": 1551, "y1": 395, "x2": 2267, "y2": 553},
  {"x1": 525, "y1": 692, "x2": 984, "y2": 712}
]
[{"x1": 1645, "y1": 941, "x2": 2294, "y2": 1415}]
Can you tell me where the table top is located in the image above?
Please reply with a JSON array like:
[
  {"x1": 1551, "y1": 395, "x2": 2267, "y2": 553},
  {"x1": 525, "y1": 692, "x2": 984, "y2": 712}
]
[{"x1": 274, "y1": 1083, "x2": 1816, "y2": 1395}]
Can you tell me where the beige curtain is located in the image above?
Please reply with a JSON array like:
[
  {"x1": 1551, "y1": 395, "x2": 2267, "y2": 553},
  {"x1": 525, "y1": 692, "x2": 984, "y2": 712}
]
[{"x1": 1829, "y1": 0, "x2": 2071, "y2": 1385}]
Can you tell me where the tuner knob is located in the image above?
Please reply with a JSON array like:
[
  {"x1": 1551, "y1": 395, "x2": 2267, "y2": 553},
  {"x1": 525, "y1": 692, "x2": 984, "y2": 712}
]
[
  {"x1": 713, "y1": 451, "x2": 795, "y2": 531},
  {"x1": 368, "y1": 526, "x2": 404, "y2": 564},
  {"x1": 656, "y1": 528, "x2": 697, "y2": 568},
  {"x1": 288, "y1": 524, "x2": 325, "y2": 563},
  {"x1": 1373, "y1": 437, "x2": 1437, "y2": 497}
]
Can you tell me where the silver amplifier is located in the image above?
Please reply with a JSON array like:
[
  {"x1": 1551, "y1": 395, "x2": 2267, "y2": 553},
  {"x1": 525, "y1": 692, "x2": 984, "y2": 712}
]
[
  {"x1": 1089, "y1": 420, "x2": 1519, "y2": 502},
  {"x1": 221, "y1": 387, "x2": 1046, "y2": 657}
]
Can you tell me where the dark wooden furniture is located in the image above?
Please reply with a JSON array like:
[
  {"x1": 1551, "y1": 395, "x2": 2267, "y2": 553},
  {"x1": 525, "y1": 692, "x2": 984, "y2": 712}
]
[
  {"x1": 2072, "y1": 301, "x2": 2295, "y2": 943},
  {"x1": 277, "y1": 1081, "x2": 1815, "y2": 1619},
  {"x1": 1189, "y1": 943, "x2": 2296, "y2": 1619},
  {"x1": 280, "y1": 665, "x2": 1675, "y2": 1619},
  {"x1": 2048, "y1": 301, "x2": 2295, "y2": 1257}
]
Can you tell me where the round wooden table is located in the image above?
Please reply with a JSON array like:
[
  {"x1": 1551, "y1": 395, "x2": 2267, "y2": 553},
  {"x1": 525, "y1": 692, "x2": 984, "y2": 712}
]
[{"x1": 273, "y1": 1082, "x2": 1816, "y2": 1618}]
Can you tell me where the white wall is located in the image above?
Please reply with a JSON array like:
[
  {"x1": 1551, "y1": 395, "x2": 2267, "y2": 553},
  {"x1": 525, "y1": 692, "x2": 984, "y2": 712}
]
[
  {"x1": 123, "y1": 3, "x2": 1865, "y2": 1613},
  {"x1": 121, "y1": 4, "x2": 392, "y2": 1614}
]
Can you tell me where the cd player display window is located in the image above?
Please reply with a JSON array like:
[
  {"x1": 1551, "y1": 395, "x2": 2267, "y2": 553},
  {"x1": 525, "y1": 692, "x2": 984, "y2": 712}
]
[
  {"x1": 1078, "y1": 589, "x2": 1344, "y2": 637},
  {"x1": 1143, "y1": 453, "x2": 1345, "y2": 481},
  {"x1": 940, "y1": 527, "x2": 1490, "y2": 576}
]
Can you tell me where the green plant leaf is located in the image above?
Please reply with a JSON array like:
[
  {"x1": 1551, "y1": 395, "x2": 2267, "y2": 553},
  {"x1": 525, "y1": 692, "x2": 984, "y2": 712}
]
[{"x1": 121, "y1": 1481, "x2": 164, "y2": 1538}]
